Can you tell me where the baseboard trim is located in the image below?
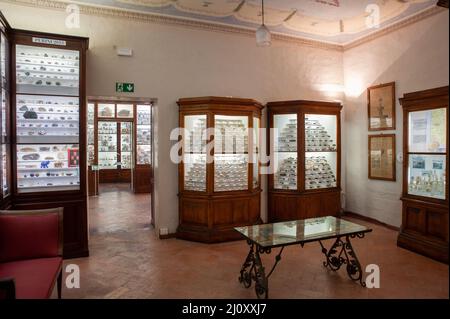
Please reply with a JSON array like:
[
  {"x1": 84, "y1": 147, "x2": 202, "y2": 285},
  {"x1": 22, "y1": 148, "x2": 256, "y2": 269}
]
[
  {"x1": 342, "y1": 211, "x2": 400, "y2": 231},
  {"x1": 159, "y1": 233, "x2": 176, "y2": 240}
]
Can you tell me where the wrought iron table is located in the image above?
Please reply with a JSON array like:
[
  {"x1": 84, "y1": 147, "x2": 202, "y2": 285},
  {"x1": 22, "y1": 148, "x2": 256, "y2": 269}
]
[{"x1": 235, "y1": 216, "x2": 372, "y2": 299}]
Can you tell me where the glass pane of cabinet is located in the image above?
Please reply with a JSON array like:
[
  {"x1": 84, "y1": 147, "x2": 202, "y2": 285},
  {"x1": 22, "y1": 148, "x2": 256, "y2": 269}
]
[
  {"x1": 2, "y1": 144, "x2": 8, "y2": 195},
  {"x1": 407, "y1": 107, "x2": 447, "y2": 200},
  {"x1": 87, "y1": 103, "x2": 95, "y2": 166},
  {"x1": 16, "y1": 94, "x2": 79, "y2": 143},
  {"x1": 120, "y1": 122, "x2": 132, "y2": 169},
  {"x1": 16, "y1": 45, "x2": 79, "y2": 96},
  {"x1": 117, "y1": 104, "x2": 133, "y2": 118},
  {"x1": 274, "y1": 114, "x2": 297, "y2": 190},
  {"x1": 136, "y1": 105, "x2": 151, "y2": 165},
  {"x1": 408, "y1": 108, "x2": 447, "y2": 153},
  {"x1": 253, "y1": 117, "x2": 259, "y2": 188},
  {"x1": 16, "y1": 144, "x2": 80, "y2": 192},
  {"x1": 15, "y1": 43, "x2": 81, "y2": 193},
  {"x1": 98, "y1": 103, "x2": 114, "y2": 118},
  {"x1": 98, "y1": 121, "x2": 117, "y2": 169},
  {"x1": 214, "y1": 115, "x2": 248, "y2": 192},
  {"x1": 408, "y1": 154, "x2": 446, "y2": 200},
  {"x1": 184, "y1": 114, "x2": 206, "y2": 192},
  {"x1": 305, "y1": 114, "x2": 337, "y2": 190}
]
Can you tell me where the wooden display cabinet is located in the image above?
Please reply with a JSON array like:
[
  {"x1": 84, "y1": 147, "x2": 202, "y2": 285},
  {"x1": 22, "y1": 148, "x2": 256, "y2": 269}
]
[
  {"x1": 397, "y1": 86, "x2": 449, "y2": 263},
  {"x1": 177, "y1": 96, "x2": 263, "y2": 242},
  {"x1": 0, "y1": 12, "x2": 12, "y2": 210},
  {"x1": 8, "y1": 27, "x2": 89, "y2": 258},
  {"x1": 266, "y1": 100, "x2": 342, "y2": 222}
]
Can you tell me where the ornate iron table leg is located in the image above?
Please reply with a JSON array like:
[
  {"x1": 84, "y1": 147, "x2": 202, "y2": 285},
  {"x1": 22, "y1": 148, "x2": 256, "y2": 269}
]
[
  {"x1": 319, "y1": 233, "x2": 366, "y2": 287},
  {"x1": 238, "y1": 242, "x2": 255, "y2": 288},
  {"x1": 238, "y1": 242, "x2": 285, "y2": 299}
]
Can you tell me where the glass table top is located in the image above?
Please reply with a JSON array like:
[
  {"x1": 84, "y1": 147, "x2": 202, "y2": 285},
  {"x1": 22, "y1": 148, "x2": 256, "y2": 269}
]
[{"x1": 235, "y1": 216, "x2": 372, "y2": 248}]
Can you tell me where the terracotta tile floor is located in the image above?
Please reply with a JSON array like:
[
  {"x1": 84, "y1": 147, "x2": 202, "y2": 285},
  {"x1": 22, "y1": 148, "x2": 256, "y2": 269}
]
[
  {"x1": 61, "y1": 184, "x2": 448, "y2": 299},
  {"x1": 88, "y1": 183, "x2": 152, "y2": 234}
]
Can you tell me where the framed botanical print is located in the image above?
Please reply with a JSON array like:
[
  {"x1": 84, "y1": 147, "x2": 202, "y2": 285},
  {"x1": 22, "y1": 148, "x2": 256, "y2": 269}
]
[
  {"x1": 368, "y1": 82, "x2": 396, "y2": 131},
  {"x1": 369, "y1": 134, "x2": 396, "y2": 181}
]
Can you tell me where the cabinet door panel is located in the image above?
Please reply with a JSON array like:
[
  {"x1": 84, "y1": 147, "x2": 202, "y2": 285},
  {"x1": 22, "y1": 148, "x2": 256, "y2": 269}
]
[
  {"x1": 404, "y1": 205, "x2": 425, "y2": 233},
  {"x1": 427, "y1": 209, "x2": 448, "y2": 241},
  {"x1": 180, "y1": 198, "x2": 208, "y2": 226}
]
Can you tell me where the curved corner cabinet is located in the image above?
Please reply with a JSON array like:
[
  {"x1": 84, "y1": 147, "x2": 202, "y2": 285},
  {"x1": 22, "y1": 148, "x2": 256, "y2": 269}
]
[
  {"x1": 397, "y1": 86, "x2": 449, "y2": 263},
  {"x1": 267, "y1": 100, "x2": 342, "y2": 222},
  {"x1": 177, "y1": 97, "x2": 263, "y2": 242}
]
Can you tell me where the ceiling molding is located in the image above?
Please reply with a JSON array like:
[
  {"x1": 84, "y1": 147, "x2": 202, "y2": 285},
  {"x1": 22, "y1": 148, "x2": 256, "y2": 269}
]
[
  {"x1": 343, "y1": 5, "x2": 446, "y2": 50},
  {"x1": 2, "y1": 0, "x2": 446, "y2": 52}
]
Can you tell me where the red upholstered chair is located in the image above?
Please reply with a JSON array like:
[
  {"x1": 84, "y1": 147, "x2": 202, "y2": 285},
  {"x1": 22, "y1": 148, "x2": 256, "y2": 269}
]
[{"x1": 0, "y1": 208, "x2": 63, "y2": 299}]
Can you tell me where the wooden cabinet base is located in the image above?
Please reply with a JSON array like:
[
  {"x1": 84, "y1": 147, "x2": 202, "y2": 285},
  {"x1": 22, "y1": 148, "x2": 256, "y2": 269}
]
[
  {"x1": 99, "y1": 169, "x2": 131, "y2": 183},
  {"x1": 397, "y1": 197, "x2": 448, "y2": 264},
  {"x1": 269, "y1": 189, "x2": 341, "y2": 222},
  {"x1": 398, "y1": 230, "x2": 448, "y2": 264},
  {"x1": 133, "y1": 166, "x2": 152, "y2": 193},
  {"x1": 177, "y1": 191, "x2": 261, "y2": 243}
]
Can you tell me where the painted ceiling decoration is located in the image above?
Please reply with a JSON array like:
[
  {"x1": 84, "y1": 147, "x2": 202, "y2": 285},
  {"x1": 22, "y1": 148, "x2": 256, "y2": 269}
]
[{"x1": 59, "y1": 0, "x2": 439, "y2": 44}]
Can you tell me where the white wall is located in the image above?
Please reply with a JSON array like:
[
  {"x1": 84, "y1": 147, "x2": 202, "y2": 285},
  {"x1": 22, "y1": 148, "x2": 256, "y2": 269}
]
[
  {"x1": 0, "y1": 2, "x2": 344, "y2": 234},
  {"x1": 343, "y1": 10, "x2": 449, "y2": 227}
]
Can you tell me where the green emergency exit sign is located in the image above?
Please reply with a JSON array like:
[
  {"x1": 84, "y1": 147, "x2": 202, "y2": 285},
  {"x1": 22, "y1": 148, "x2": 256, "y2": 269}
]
[{"x1": 116, "y1": 82, "x2": 134, "y2": 93}]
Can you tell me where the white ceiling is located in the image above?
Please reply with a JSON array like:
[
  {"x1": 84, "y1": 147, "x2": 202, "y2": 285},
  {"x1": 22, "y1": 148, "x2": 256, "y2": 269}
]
[{"x1": 68, "y1": 0, "x2": 439, "y2": 44}]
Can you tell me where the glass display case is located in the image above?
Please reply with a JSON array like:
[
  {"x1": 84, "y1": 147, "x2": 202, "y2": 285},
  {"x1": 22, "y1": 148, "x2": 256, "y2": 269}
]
[
  {"x1": 98, "y1": 121, "x2": 117, "y2": 169},
  {"x1": 267, "y1": 100, "x2": 342, "y2": 222},
  {"x1": 178, "y1": 97, "x2": 263, "y2": 243},
  {"x1": 1, "y1": 28, "x2": 10, "y2": 197},
  {"x1": 15, "y1": 42, "x2": 82, "y2": 193},
  {"x1": 407, "y1": 108, "x2": 447, "y2": 200},
  {"x1": 120, "y1": 122, "x2": 132, "y2": 169},
  {"x1": 136, "y1": 104, "x2": 151, "y2": 165},
  {"x1": 87, "y1": 103, "x2": 95, "y2": 166},
  {"x1": 398, "y1": 86, "x2": 449, "y2": 264}
]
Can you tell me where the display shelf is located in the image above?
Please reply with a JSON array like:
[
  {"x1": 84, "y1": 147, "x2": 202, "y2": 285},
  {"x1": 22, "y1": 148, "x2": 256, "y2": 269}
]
[
  {"x1": 267, "y1": 100, "x2": 342, "y2": 222},
  {"x1": 16, "y1": 94, "x2": 79, "y2": 141},
  {"x1": 178, "y1": 96, "x2": 263, "y2": 243},
  {"x1": 16, "y1": 45, "x2": 79, "y2": 96},
  {"x1": 16, "y1": 144, "x2": 80, "y2": 193}
]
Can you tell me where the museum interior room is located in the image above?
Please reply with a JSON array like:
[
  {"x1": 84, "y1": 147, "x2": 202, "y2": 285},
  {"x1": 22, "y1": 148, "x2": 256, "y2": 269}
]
[{"x1": 0, "y1": 0, "x2": 448, "y2": 300}]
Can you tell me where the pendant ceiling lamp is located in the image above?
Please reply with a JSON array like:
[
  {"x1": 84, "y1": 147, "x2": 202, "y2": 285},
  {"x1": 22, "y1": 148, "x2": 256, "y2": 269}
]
[{"x1": 256, "y1": 0, "x2": 271, "y2": 46}]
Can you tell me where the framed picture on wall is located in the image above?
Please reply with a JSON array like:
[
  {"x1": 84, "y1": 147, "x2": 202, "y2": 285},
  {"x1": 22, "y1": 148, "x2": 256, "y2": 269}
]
[
  {"x1": 367, "y1": 82, "x2": 396, "y2": 131},
  {"x1": 369, "y1": 134, "x2": 396, "y2": 181}
]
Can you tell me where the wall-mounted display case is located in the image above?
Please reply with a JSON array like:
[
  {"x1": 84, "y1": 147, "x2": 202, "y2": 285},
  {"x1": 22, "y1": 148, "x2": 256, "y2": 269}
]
[
  {"x1": 178, "y1": 96, "x2": 263, "y2": 243},
  {"x1": 5, "y1": 26, "x2": 89, "y2": 259},
  {"x1": 398, "y1": 86, "x2": 449, "y2": 263},
  {"x1": 87, "y1": 100, "x2": 152, "y2": 193},
  {"x1": 267, "y1": 100, "x2": 342, "y2": 222},
  {"x1": 0, "y1": 15, "x2": 11, "y2": 204}
]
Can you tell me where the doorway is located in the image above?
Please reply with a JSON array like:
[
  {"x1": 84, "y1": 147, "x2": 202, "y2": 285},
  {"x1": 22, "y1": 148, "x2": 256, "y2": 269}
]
[{"x1": 87, "y1": 97, "x2": 155, "y2": 234}]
